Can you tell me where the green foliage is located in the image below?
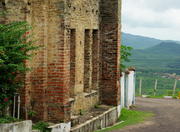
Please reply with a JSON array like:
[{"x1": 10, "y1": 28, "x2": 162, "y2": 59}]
[
  {"x1": 0, "y1": 21, "x2": 37, "y2": 116},
  {"x1": 94, "y1": 104, "x2": 100, "y2": 109},
  {"x1": 28, "y1": 110, "x2": 37, "y2": 119},
  {"x1": 79, "y1": 109, "x2": 85, "y2": 115},
  {"x1": 0, "y1": 116, "x2": 20, "y2": 124},
  {"x1": 128, "y1": 42, "x2": 180, "y2": 74},
  {"x1": 121, "y1": 45, "x2": 133, "y2": 70},
  {"x1": 96, "y1": 108, "x2": 153, "y2": 132},
  {"x1": 33, "y1": 121, "x2": 50, "y2": 132}
]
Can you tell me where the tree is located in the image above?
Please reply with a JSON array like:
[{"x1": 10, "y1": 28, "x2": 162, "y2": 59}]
[
  {"x1": 121, "y1": 45, "x2": 133, "y2": 70},
  {"x1": 0, "y1": 21, "x2": 37, "y2": 116}
]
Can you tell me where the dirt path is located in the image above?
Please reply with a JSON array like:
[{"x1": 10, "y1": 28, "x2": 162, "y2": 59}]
[{"x1": 112, "y1": 97, "x2": 180, "y2": 132}]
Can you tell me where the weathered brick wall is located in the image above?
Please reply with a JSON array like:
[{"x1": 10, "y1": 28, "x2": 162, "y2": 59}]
[
  {"x1": 20, "y1": 0, "x2": 70, "y2": 122},
  {"x1": 84, "y1": 29, "x2": 92, "y2": 93},
  {"x1": 0, "y1": 0, "x2": 121, "y2": 123},
  {"x1": 28, "y1": 0, "x2": 49, "y2": 121},
  {"x1": 65, "y1": 0, "x2": 100, "y2": 115},
  {"x1": 45, "y1": 0, "x2": 71, "y2": 122},
  {"x1": 0, "y1": 0, "x2": 71, "y2": 122},
  {"x1": 100, "y1": 0, "x2": 121, "y2": 106}
]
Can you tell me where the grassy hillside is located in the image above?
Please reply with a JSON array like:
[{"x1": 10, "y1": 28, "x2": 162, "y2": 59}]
[
  {"x1": 122, "y1": 32, "x2": 162, "y2": 49},
  {"x1": 127, "y1": 42, "x2": 180, "y2": 74},
  {"x1": 122, "y1": 32, "x2": 180, "y2": 49}
]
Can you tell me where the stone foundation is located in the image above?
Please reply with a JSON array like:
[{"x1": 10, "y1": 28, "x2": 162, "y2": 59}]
[
  {"x1": 70, "y1": 90, "x2": 99, "y2": 115},
  {"x1": 71, "y1": 107, "x2": 120, "y2": 132},
  {"x1": 0, "y1": 120, "x2": 32, "y2": 132}
]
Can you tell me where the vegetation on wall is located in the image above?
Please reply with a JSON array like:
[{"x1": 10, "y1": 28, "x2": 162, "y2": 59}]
[
  {"x1": 0, "y1": 21, "x2": 37, "y2": 116},
  {"x1": 120, "y1": 45, "x2": 133, "y2": 70}
]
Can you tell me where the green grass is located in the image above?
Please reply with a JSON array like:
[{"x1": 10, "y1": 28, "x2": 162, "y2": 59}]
[
  {"x1": 96, "y1": 108, "x2": 154, "y2": 132},
  {"x1": 135, "y1": 72, "x2": 180, "y2": 96},
  {"x1": 0, "y1": 116, "x2": 20, "y2": 124},
  {"x1": 146, "y1": 95, "x2": 164, "y2": 99}
]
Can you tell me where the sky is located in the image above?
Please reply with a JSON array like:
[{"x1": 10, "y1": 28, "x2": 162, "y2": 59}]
[{"x1": 122, "y1": 0, "x2": 180, "y2": 41}]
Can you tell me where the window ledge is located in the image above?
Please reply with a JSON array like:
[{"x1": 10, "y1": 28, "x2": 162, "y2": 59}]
[{"x1": 84, "y1": 90, "x2": 98, "y2": 97}]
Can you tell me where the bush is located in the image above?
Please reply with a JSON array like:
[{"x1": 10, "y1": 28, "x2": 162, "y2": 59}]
[
  {"x1": 33, "y1": 121, "x2": 50, "y2": 132},
  {"x1": 0, "y1": 116, "x2": 20, "y2": 123},
  {"x1": 0, "y1": 22, "x2": 37, "y2": 116},
  {"x1": 121, "y1": 45, "x2": 133, "y2": 70}
]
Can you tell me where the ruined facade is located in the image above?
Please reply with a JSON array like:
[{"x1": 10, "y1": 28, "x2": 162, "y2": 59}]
[{"x1": 0, "y1": 0, "x2": 121, "y2": 122}]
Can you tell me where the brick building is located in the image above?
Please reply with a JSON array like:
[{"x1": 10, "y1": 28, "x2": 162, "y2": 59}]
[{"x1": 0, "y1": 0, "x2": 121, "y2": 122}]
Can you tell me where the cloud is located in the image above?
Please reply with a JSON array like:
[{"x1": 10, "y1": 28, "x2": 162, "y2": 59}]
[
  {"x1": 122, "y1": 0, "x2": 180, "y2": 40},
  {"x1": 142, "y1": 0, "x2": 180, "y2": 11}
]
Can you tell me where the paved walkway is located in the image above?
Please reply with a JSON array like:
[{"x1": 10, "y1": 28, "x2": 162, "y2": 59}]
[{"x1": 112, "y1": 97, "x2": 180, "y2": 132}]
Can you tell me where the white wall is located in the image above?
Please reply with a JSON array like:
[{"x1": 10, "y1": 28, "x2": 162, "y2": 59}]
[
  {"x1": 121, "y1": 71, "x2": 136, "y2": 109},
  {"x1": 120, "y1": 73, "x2": 125, "y2": 109},
  {"x1": 48, "y1": 122, "x2": 71, "y2": 132}
]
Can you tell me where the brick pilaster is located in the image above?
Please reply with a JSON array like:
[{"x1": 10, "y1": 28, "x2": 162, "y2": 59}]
[{"x1": 100, "y1": 0, "x2": 121, "y2": 106}]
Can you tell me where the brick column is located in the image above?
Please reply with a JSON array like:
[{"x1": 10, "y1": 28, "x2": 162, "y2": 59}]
[
  {"x1": 70, "y1": 29, "x2": 76, "y2": 96},
  {"x1": 92, "y1": 30, "x2": 100, "y2": 90},
  {"x1": 84, "y1": 29, "x2": 92, "y2": 93},
  {"x1": 22, "y1": 0, "x2": 51, "y2": 122},
  {"x1": 46, "y1": 0, "x2": 71, "y2": 122},
  {"x1": 100, "y1": 0, "x2": 121, "y2": 106}
]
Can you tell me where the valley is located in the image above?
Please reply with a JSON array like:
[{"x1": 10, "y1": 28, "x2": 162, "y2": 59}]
[{"x1": 123, "y1": 32, "x2": 180, "y2": 96}]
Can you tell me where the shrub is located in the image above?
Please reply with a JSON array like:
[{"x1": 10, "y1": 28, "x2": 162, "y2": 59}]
[
  {"x1": 121, "y1": 45, "x2": 133, "y2": 70},
  {"x1": 0, "y1": 21, "x2": 37, "y2": 116},
  {"x1": 0, "y1": 116, "x2": 20, "y2": 123},
  {"x1": 33, "y1": 121, "x2": 50, "y2": 132}
]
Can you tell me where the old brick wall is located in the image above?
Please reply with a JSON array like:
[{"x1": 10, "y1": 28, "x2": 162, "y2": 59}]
[
  {"x1": 100, "y1": 0, "x2": 121, "y2": 106},
  {"x1": 0, "y1": 0, "x2": 121, "y2": 123},
  {"x1": 64, "y1": 0, "x2": 101, "y2": 115},
  {"x1": 28, "y1": 0, "x2": 71, "y2": 122},
  {"x1": 0, "y1": 0, "x2": 71, "y2": 122}
]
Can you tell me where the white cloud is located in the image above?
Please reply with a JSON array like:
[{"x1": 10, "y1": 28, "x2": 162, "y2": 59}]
[{"x1": 122, "y1": 0, "x2": 180, "y2": 40}]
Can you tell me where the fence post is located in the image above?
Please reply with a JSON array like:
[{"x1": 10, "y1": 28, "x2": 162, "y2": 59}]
[
  {"x1": 17, "y1": 95, "x2": 20, "y2": 119},
  {"x1": 154, "y1": 79, "x2": 158, "y2": 96},
  {"x1": 139, "y1": 78, "x2": 142, "y2": 96},
  {"x1": 13, "y1": 95, "x2": 16, "y2": 118},
  {"x1": 173, "y1": 80, "x2": 177, "y2": 96}
]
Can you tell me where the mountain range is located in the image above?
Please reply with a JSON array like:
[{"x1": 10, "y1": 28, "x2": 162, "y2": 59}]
[
  {"x1": 122, "y1": 32, "x2": 180, "y2": 49},
  {"x1": 123, "y1": 33, "x2": 180, "y2": 74}
]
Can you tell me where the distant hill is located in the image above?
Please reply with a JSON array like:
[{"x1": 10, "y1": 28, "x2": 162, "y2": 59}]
[
  {"x1": 127, "y1": 42, "x2": 180, "y2": 73},
  {"x1": 132, "y1": 42, "x2": 180, "y2": 59},
  {"x1": 122, "y1": 32, "x2": 162, "y2": 49}
]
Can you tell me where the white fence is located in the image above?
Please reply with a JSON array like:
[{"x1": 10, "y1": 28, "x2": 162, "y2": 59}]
[{"x1": 120, "y1": 70, "x2": 136, "y2": 109}]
